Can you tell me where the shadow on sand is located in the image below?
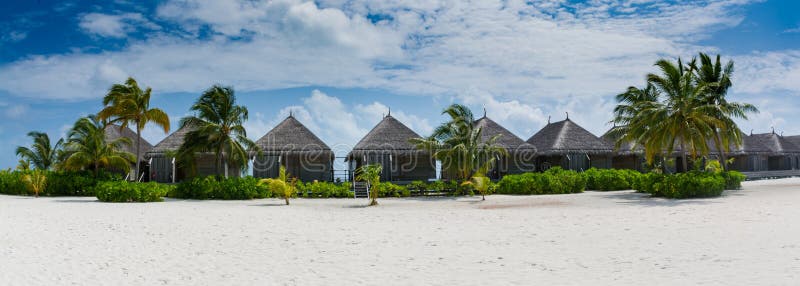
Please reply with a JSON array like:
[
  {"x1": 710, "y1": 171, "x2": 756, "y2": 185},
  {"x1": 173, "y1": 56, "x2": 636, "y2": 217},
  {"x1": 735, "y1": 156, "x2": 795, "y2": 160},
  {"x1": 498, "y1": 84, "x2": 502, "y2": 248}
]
[
  {"x1": 603, "y1": 191, "x2": 719, "y2": 207},
  {"x1": 52, "y1": 198, "x2": 99, "y2": 203}
]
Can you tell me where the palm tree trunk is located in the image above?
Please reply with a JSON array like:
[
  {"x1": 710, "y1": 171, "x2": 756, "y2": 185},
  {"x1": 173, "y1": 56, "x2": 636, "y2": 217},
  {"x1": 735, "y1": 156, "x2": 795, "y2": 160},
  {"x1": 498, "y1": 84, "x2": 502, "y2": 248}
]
[
  {"x1": 94, "y1": 161, "x2": 99, "y2": 177},
  {"x1": 285, "y1": 197, "x2": 290, "y2": 205},
  {"x1": 713, "y1": 131, "x2": 728, "y2": 172},
  {"x1": 680, "y1": 141, "x2": 688, "y2": 173},
  {"x1": 135, "y1": 127, "x2": 141, "y2": 181}
]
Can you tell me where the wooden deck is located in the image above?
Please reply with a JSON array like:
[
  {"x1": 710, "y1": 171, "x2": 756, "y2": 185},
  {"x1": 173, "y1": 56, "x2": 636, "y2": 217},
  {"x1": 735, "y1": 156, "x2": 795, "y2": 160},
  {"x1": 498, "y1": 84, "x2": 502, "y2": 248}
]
[{"x1": 742, "y1": 170, "x2": 800, "y2": 180}]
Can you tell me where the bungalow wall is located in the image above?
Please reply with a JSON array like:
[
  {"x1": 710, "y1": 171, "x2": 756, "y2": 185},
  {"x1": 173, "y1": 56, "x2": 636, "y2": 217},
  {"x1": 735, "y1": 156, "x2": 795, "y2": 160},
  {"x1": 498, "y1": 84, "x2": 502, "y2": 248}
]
[
  {"x1": 254, "y1": 154, "x2": 333, "y2": 182},
  {"x1": 611, "y1": 155, "x2": 644, "y2": 171},
  {"x1": 767, "y1": 155, "x2": 793, "y2": 171},
  {"x1": 149, "y1": 153, "x2": 240, "y2": 183},
  {"x1": 537, "y1": 153, "x2": 607, "y2": 172},
  {"x1": 350, "y1": 152, "x2": 435, "y2": 182}
]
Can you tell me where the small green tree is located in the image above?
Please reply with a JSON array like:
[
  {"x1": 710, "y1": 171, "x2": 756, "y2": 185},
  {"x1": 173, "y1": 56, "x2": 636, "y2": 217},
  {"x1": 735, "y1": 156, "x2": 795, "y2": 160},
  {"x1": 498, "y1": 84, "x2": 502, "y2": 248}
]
[
  {"x1": 22, "y1": 170, "x2": 47, "y2": 197},
  {"x1": 462, "y1": 170, "x2": 492, "y2": 201},
  {"x1": 355, "y1": 164, "x2": 382, "y2": 206},
  {"x1": 259, "y1": 166, "x2": 296, "y2": 205}
]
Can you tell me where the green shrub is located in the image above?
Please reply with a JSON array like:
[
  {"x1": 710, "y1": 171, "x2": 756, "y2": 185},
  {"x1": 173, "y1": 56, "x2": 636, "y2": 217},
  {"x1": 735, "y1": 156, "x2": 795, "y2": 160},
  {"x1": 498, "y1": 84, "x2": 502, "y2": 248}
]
[
  {"x1": 496, "y1": 168, "x2": 585, "y2": 195},
  {"x1": 375, "y1": 182, "x2": 410, "y2": 198},
  {"x1": 427, "y1": 180, "x2": 445, "y2": 192},
  {"x1": 296, "y1": 181, "x2": 352, "y2": 198},
  {"x1": 0, "y1": 170, "x2": 120, "y2": 197},
  {"x1": 406, "y1": 180, "x2": 428, "y2": 192},
  {"x1": 172, "y1": 176, "x2": 270, "y2": 200},
  {"x1": 635, "y1": 171, "x2": 725, "y2": 199},
  {"x1": 720, "y1": 171, "x2": 746, "y2": 190},
  {"x1": 584, "y1": 168, "x2": 642, "y2": 191},
  {"x1": 0, "y1": 170, "x2": 28, "y2": 195},
  {"x1": 95, "y1": 181, "x2": 173, "y2": 202}
]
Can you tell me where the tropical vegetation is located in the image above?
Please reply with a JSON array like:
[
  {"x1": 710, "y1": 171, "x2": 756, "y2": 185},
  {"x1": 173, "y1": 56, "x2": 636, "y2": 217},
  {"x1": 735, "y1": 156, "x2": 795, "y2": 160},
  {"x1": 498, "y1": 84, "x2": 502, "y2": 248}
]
[
  {"x1": 15, "y1": 132, "x2": 63, "y2": 170},
  {"x1": 95, "y1": 181, "x2": 174, "y2": 202},
  {"x1": 355, "y1": 163, "x2": 382, "y2": 206},
  {"x1": 177, "y1": 85, "x2": 258, "y2": 178},
  {"x1": 411, "y1": 104, "x2": 507, "y2": 183},
  {"x1": 259, "y1": 166, "x2": 296, "y2": 205},
  {"x1": 609, "y1": 53, "x2": 757, "y2": 172},
  {"x1": 98, "y1": 77, "x2": 170, "y2": 180},
  {"x1": 63, "y1": 116, "x2": 136, "y2": 176}
]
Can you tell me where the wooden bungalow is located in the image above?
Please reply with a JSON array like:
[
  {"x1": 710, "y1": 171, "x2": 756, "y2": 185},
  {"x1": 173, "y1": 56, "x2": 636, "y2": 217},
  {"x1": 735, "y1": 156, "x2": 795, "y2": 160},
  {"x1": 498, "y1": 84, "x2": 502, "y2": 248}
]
[
  {"x1": 600, "y1": 128, "x2": 645, "y2": 172},
  {"x1": 253, "y1": 115, "x2": 334, "y2": 182},
  {"x1": 703, "y1": 133, "x2": 772, "y2": 172},
  {"x1": 785, "y1": 135, "x2": 800, "y2": 170},
  {"x1": 748, "y1": 131, "x2": 800, "y2": 171},
  {"x1": 346, "y1": 114, "x2": 436, "y2": 182},
  {"x1": 527, "y1": 117, "x2": 612, "y2": 171},
  {"x1": 473, "y1": 115, "x2": 537, "y2": 179},
  {"x1": 145, "y1": 124, "x2": 241, "y2": 183},
  {"x1": 104, "y1": 124, "x2": 153, "y2": 180}
]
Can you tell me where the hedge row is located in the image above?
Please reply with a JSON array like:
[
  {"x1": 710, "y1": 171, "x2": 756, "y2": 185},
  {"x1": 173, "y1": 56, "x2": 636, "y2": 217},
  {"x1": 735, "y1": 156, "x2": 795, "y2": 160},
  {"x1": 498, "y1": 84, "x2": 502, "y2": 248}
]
[
  {"x1": 495, "y1": 167, "x2": 586, "y2": 195},
  {"x1": 1, "y1": 168, "x2": 748, "y2": 201},
  {"x1": 169, "y1": 176, "x2": 272, "y2": 200},
  {"x1": 634, "y1": 171, "x2": 745, "y2": 199},
  {"x1": 0, "y1": 170, "x2": 121, "y2": 197},
  {"x1": 95, "y1": 181, "x2": 175, "y2": 202}
]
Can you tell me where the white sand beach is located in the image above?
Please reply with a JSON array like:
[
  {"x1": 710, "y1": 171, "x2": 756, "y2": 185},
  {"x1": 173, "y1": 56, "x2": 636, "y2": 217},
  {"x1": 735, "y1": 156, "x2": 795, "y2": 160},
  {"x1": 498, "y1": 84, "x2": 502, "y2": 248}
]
[{"x1": 2, "y1": 178, "x2": 800, "y2": 285}]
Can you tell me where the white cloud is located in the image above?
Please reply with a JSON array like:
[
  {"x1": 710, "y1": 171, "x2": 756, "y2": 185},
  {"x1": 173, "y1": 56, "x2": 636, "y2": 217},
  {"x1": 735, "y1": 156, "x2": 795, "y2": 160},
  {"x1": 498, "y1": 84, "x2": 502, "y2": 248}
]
[
  {"x1": 78, "y1": 12, "x2": 158, "y2": 38},
  {"x1": 782, "y1": 27, "x2": 800, "y2": 34},
  {"x1": 1, "y1": 31, "x2": 27, "y2": 43},
  {"x1": 1, "y1": 0, "x2": 769, "y2": 102},
  {"x1": 4, "y1": 104, "x2": 28, "y2": 119},
  {"x1": 355, "y1": 101, "x2": 433, "y2": 136},
  {"x1": 733, "y1": 51, "x2": 800, "y2": 95}
]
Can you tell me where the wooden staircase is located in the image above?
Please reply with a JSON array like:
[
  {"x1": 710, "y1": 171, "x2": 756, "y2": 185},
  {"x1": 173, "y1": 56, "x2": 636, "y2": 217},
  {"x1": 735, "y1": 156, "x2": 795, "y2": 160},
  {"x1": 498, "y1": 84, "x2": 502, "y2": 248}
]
[{"x1": 352, "y1": 181, "x2": 370, "y2": 199}]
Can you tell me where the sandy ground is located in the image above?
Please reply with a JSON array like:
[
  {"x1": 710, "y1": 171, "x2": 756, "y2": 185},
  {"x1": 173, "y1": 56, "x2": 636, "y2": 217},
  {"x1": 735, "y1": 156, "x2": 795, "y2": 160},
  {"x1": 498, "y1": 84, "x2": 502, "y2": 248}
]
[{"x1": 2, "y1": 179, "x2": 800, "y2": 285}]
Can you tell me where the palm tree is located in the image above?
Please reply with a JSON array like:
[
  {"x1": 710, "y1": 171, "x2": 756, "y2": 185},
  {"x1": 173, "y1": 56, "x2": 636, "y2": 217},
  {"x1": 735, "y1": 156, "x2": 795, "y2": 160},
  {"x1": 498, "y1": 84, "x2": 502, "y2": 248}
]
[
  {"x1": 691, "y1": 53, "x2": 758, "y2": 171},
  {"x1": 613, "y1": 58, "x2": 734, "y2": 172},
  {"x1": 63, "y1": 116, "x2": 136, "y2": 176},
  {"x1": 259, "y1": 166, "x2": 296, "y2": 205},
  {"x1": 15, "y1": 131, "x2": 63, "y2": 170},
  {"x1": 461, "y1": 165, "x2": 492, "y2": 201},
  {"x1": 177, "y1": 85, "x2": 257, "y2": 178},
  {"x1": 411, "y1": 104, "x2": 507, "y2": 181},
  {"x1": 22, "y1": 170, "x2": 47, "y2": 197},
  {"x1": 355, "y1": 163, "x2": 382, "y2": 206},
  {"x1": 98, "y1": 77, "x2": 170, "y2": 180}
]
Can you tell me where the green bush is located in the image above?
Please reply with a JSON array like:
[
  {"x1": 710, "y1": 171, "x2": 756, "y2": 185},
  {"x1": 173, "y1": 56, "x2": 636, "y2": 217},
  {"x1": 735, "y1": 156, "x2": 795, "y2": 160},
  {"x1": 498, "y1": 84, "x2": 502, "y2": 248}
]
[
  {"x1": 496, "y1": 168, "x2": 585, "y2": 195},
  {"x1": 0, "y1": 170, "x2": 28, "y2": 195},
  {"x1": 95, "y1": 181, "x2": 173, "y2": 202},
  {"x1": 721, "y1": 171, "x2": 746, "y2": 190},
  {"x1": 407, "y1": 180, "x2": 428, "y2": 192},
  {"x1": 171, "y1": 176, "x2": 270, "y2": 200},
  {"x1": 584, "y1": 168, "x2": 642, "y2": 191},
  {"x1": 0, "y1": 170, "x2": 121, "y2": 197},
  {"x1": 374, "y1": 182, "x2": 410, "y2": 198},
  {"x1": 296, "y1": 181, "x2": 352, "y2": 198},
  {"x1": 635, "y1": 171, "x2": 726, "y2": 199}
]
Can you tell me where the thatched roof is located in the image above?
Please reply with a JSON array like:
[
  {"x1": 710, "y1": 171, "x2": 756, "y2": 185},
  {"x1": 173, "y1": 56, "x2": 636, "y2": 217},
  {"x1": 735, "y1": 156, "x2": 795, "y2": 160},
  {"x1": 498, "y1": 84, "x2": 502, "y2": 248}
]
[
  {"x1": 147, "y1": 124, "x2": 195, "y2": 155},
  {"x1": 749, "y1": 132, "x2": 800, "y2": 155},
  {"x1": 255, "y1": 115, "x2": 332, "y2": 156},
  {"x1": 474, "y1": 116, "x2": 536, "y2": 153},
  {"x1": 527, "y1": 119, "x2": 612, "y2": 155},
  {"x1": 600, "y1": 128, "x2": 643, "y2": 156},
  {"x1": 785, "y1": 135, "x2": 800, "y2": 153},
  {"x1": 347, "y1": 115, "x2": 424, "y2": 159},
  {"x1": 704, "y1": 133, "x2": 773, "y2": 155},
  {"x1": 105, "y1": 124, "x2": 153, "y2": 160}
]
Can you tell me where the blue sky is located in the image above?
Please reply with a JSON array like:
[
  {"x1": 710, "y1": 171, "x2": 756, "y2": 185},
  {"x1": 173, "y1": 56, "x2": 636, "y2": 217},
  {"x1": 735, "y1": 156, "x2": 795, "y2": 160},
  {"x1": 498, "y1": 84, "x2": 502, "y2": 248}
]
[{"x1": 1, "y1": 0, "x2": 800, "y2": 169}]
